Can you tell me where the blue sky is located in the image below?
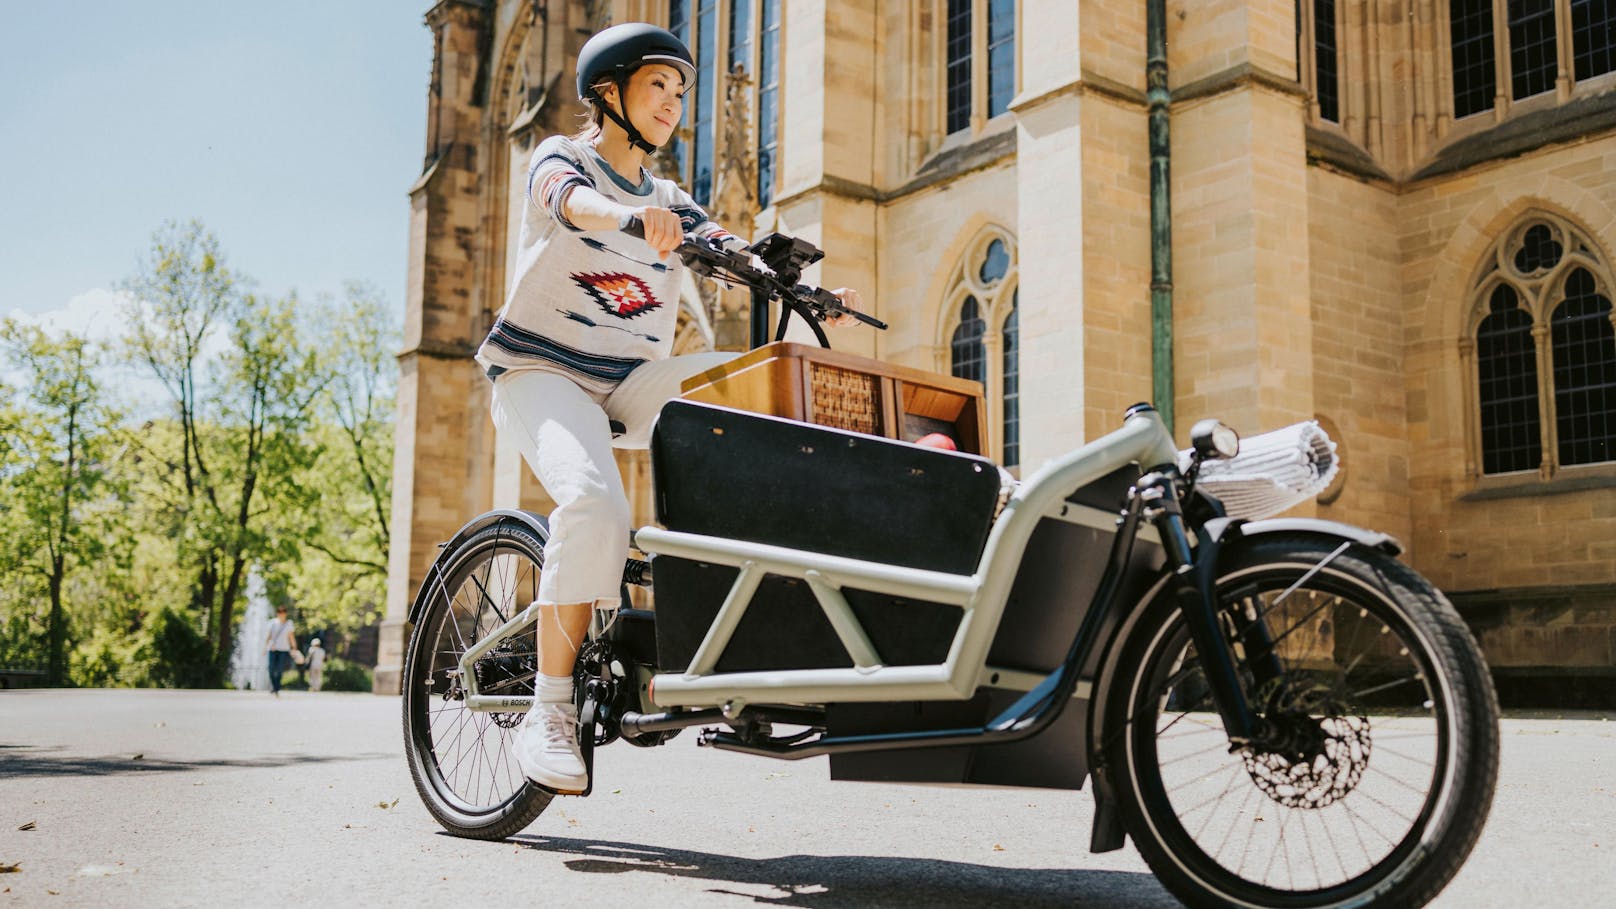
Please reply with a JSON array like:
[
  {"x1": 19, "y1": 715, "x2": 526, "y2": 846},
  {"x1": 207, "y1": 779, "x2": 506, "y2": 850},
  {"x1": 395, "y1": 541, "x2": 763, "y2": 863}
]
[{"x1": 0, "y1": 1, "x2": 432, "y2": 332}]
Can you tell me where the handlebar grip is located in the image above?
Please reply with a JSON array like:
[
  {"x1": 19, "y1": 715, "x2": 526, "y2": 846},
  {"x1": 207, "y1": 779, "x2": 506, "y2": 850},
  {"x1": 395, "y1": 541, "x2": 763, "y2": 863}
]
[
  {"x1": 619, "y1": 214, "x2": 646, "y2": 239},
  {"x1": 848, "y1": 310, "x2": 888, "y2": 330}
]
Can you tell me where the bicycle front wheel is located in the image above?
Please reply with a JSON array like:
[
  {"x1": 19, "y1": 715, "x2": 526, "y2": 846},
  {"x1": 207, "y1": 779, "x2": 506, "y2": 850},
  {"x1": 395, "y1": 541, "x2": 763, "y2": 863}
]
[
  {"x1": 403, "y1": 519, "x2": 554, "y2": 840},
  {"x1": 1104, "y1": 535, "x2": 1498, "y2": 908}
]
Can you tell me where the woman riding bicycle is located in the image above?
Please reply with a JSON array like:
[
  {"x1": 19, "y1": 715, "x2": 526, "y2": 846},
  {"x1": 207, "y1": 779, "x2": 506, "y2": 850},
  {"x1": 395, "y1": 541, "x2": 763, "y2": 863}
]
[{"x1": 473, "y1": 22, "x2": 862, "y2": 793}]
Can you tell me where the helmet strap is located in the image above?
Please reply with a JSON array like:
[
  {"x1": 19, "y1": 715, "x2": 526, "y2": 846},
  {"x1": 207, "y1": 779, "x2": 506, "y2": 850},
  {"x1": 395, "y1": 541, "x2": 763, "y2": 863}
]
[{"x1": 594, "y1": 69, "x2": 660, "y2": 156}]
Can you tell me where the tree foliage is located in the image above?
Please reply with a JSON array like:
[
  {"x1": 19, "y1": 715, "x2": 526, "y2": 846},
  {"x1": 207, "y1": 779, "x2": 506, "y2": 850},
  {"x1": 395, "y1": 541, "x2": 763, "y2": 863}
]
[
  {"x1": 0, "y1": 220, "x2": 397, "y2": 687},
  {"x1": 0, "y1": 321, "x2": 131, "y2": 685}
]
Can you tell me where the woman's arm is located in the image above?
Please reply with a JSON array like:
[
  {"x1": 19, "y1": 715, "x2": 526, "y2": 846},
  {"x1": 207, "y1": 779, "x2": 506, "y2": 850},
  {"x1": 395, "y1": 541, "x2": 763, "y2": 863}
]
[{"x1": 559, "y1": 185, "x2": 681, "y2": 258}]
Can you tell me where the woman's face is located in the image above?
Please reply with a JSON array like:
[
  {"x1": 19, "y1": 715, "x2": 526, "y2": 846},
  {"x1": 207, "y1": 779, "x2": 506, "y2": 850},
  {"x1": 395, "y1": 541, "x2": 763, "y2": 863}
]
[{"x1": 607, "y1": 64, "x2": 685, "y2": 146}]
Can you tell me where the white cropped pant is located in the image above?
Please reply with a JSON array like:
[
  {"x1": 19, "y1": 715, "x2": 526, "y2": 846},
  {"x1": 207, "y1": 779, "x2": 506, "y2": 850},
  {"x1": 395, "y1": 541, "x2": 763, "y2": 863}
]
[{"x1": 489, "y1": 352, "x2": 738, "y2": 606}]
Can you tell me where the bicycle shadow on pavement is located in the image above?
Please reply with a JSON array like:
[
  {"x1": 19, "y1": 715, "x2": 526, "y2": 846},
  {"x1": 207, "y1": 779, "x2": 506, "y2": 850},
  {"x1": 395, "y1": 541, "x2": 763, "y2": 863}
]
[
  {"x1": 0, "y1": 743, "x2": 394, "y2": 779},
  {"x1": 510, "y1": 834, "x2": 1176, "y2": 908}
]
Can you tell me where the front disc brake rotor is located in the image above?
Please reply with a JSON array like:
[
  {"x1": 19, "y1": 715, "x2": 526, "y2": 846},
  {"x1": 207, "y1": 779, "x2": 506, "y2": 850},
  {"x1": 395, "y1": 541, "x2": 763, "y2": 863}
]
[{"x1": 1241, "y1": 677, "x2": 1372, "y2": 809}]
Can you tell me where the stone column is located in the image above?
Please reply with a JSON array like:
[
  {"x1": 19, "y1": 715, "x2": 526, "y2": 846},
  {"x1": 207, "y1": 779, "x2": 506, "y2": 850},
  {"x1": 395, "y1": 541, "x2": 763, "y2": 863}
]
[
  {"x1": 771, "y1": 0, "x2": 880, "y2": 359},
  {"x1": 377, "y1": 0, "x2": 493, "y2": 694},
  {"x1": 1167, "y1": 0, "x2": 1314, "y2": 444},
  {"x1": 1012, "y1": 3, "x2": 1086, "y2": 466}
]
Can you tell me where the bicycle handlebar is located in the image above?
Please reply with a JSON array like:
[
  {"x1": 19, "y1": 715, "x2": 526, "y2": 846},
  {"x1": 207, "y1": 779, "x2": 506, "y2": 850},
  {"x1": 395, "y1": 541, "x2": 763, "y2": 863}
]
[{"x1": 619, "y1": 216, "x2": 888, "y2": 332}]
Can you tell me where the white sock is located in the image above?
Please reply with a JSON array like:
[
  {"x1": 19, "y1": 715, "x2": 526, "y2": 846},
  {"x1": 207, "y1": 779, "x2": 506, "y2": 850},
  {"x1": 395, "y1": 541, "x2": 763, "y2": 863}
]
[{"x1": 535, "y1": 673, "x2": 573, "y2": 705}]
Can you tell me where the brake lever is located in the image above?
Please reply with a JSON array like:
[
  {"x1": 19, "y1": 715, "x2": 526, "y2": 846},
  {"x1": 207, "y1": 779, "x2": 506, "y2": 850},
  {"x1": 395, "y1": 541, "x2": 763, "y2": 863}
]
[{"x1": 620, "y1": 216, "x2": 885, "y2": 331}]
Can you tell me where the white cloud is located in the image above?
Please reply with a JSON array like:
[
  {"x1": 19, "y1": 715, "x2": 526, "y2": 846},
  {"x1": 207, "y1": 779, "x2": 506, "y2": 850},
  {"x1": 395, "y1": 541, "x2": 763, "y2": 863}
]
[
  {"x1": 6, "y1": 287, "x2": 133, "y2": 341},
  {"x1": 2, "y1": 287, "x2": 215, "y2": 418}
]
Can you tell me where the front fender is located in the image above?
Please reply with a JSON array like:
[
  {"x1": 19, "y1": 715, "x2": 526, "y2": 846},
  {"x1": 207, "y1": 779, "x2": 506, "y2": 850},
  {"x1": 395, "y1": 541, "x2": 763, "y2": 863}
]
[
  {"x1": 1212, "y1": 516, "x2": 1402, "y2": 556},
  {"x1": 1082, "y1": 514, "x2": 1401, "y2": 850},
  {"x1": 405, "y1": 509, "x2": 551, "y2": 627}
]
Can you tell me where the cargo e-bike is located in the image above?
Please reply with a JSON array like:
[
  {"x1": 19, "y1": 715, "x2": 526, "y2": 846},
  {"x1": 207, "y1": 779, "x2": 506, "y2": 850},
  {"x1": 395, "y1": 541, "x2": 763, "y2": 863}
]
[{"x1": 402, "y1": 221, "x2": 1499, "y2": 909}]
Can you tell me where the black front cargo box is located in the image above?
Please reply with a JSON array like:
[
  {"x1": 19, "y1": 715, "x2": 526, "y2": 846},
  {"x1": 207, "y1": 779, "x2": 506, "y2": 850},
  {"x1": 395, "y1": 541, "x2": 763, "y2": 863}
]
[{"x1": 649, "y1": 400, "x2": 1004, "y2": 674}]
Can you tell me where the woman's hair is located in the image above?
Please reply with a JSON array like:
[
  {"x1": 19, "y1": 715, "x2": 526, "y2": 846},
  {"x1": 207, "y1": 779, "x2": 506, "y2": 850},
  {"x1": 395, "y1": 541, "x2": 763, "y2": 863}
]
[{"x1": 573, "y1": 72, "x2": 619, "y2": 143}]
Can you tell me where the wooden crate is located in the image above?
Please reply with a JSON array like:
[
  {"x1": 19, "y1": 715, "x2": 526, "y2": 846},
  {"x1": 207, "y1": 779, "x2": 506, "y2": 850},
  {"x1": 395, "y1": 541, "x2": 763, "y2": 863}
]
[{"x1": 679, "y1": 342, "x2": 987, "y2": 455}]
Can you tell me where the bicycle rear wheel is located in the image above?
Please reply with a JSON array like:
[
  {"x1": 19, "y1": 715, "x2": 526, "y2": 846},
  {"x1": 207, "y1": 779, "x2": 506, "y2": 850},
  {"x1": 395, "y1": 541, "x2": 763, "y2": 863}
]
[
  {"x1": 403, "y1": 519, "x2": 554, "y2": 840},
  {"x1": 1103, "y1": 535, "x2": 1498, "y2": 908}
]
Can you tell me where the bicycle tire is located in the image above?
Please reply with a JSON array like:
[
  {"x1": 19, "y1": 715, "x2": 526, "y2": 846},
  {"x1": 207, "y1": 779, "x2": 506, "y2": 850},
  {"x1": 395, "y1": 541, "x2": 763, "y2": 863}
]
[
  {"x1": 1102, "y1": 535, "x2": 1499, "y2": 908},
  {"x1": 402, "y1": 519, "x2": 556, "y2": 840}
]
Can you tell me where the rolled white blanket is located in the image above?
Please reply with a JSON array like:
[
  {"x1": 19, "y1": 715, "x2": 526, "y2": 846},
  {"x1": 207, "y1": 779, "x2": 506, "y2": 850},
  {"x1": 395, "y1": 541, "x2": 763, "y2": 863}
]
[{"x1": 1178, "y1": 421, "x2": 1339, "y2": 520}]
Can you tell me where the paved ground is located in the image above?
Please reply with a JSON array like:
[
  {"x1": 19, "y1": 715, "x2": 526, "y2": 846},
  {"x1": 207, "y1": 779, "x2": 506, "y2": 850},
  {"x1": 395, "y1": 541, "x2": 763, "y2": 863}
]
[{"x1": 0, "y1": 689, "x2": 1612, "y2": 908}]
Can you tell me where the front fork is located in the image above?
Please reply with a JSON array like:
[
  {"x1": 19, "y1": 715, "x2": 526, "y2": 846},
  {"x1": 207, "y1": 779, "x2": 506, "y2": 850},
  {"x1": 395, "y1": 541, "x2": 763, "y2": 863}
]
[{"x1": 1136, "y1": 469, "x2": 1281, "y2": 747}]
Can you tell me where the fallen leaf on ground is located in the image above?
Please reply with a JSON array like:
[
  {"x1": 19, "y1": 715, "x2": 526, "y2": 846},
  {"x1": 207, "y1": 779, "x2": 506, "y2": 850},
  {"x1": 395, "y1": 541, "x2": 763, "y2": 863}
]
[
  {"x1": 992, "y1": 844, "x2": 1005, "y2": 852},
  {"x1": 376, "y1": 799, "x2": 398, "y2": 810},
  {"x1": 17, "y1": 822, "x2": 35, "y2": 831},
  {"x1": 0, "y1": 863, "x2": 19, "y2": 874},
  {"x1": 567, "y1": 818, "x2": 579, "y2": 827},
  {"x1": 130, "y1": 754, "x2": 143, "y2": 761}
]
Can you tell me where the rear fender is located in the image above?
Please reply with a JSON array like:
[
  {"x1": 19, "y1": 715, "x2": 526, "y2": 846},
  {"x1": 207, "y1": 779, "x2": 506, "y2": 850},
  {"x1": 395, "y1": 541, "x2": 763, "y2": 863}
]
[
  {"x1": 405, "y1": 509, "x2": 551, "y2": 627},
  {"x1": 1082, "y1": 516, "x2": 1401, "y2": 851}
]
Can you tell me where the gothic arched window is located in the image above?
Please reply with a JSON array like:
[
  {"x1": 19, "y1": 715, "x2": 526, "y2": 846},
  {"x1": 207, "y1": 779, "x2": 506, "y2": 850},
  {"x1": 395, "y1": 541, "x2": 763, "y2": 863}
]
[
  {"x1": 1465, "y1": 213, "x2": 1616, "y2": 478},
  {"x1": 1001, "y1": 293, "x2": 1020, "y2": 469},
  {"x1": 1551, "y1": 268, "x2": 1616, "y2": 465},
  {"x1": 951, "y1": 296, "x2": 986, "y2": 383},
  {"x1": 942, "y1": 228, "x2": 1019, "y2": 468},
  {"x1": 1476, "y1": 284, "x2": 1541, "y2": 473}
]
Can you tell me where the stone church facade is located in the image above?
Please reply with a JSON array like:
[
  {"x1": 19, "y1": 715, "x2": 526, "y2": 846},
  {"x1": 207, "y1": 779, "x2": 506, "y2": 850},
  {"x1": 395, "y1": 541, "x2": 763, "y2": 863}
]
[{"x1": 379, "y1": 0, "x2": 1616, "y2": 699}]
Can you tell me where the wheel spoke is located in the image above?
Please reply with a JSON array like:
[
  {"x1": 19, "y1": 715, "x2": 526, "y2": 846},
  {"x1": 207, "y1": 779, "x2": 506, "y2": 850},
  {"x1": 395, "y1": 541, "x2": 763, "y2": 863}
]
[
  {"x1": 405, "y1": 525, "x2": 548, "y2": 824},
  {"x1": 1123, "y1": 553, "x2": 1483, "y2": 901}
]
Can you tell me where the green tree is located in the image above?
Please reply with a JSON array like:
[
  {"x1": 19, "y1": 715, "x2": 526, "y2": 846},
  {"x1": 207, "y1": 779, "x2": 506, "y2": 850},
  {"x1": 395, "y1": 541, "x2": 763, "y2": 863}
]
[
  {"x1": 0, "y1": 321, "x2": 128, "y2": 685},
  {"x1": 121, "y1": 221, "x2": 326, "y2": 678},
  {"x1": 282, "y1": 283, "x2": 397, "y2": 634}
]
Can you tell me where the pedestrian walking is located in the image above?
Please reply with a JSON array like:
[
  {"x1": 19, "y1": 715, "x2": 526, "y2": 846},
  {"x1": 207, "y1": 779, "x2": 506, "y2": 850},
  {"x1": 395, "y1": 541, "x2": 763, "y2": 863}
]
[
  {"x1": 306, "y1": 638, "x2": 327, "y2": 692},
  {"x1": 263, "y1": 606, "x2": 298, "y2": 697}
]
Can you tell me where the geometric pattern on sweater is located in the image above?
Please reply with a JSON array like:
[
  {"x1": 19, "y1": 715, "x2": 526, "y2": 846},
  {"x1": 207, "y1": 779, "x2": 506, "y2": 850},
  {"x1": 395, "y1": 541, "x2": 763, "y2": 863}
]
[{"x1": 571, "y1": 271, "x2": 664, "y2": 319}]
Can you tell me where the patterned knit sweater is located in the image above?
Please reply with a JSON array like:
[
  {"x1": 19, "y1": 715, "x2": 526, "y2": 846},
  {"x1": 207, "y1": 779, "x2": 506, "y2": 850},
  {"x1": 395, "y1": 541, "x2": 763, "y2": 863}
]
[{"x1": 474, "y1": 135, "x2": 738, "y2": 393}]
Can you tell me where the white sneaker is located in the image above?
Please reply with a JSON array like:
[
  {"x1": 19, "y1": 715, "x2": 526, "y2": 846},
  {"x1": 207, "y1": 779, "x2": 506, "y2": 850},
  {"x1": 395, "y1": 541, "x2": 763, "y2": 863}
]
[{"x1": 513, "y1": 701, "x2": 588, "y2": 792}]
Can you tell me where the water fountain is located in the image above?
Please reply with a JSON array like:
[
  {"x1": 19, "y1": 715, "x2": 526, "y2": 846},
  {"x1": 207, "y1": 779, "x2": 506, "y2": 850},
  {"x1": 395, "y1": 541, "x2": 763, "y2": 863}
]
[{"x1": 228, "y1": 573, "x2": 272, "y2": 691}]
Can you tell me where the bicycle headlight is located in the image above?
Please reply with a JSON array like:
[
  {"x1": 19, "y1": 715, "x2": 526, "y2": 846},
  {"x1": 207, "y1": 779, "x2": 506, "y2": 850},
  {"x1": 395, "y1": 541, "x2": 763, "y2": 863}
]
[{"x1": 1191, "y1": 419, "x2": 1240, "y2": 460}]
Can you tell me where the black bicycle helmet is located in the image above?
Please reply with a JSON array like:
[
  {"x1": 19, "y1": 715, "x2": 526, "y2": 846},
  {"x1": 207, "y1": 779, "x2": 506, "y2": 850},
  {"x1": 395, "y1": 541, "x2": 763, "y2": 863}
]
[{"x1": 575, "y1": 23, "x2": 696, "y2": 155}]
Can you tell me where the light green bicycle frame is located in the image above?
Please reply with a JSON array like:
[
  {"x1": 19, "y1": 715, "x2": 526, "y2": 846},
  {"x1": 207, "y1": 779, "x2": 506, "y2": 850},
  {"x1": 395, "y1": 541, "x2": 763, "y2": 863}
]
[{"x1": 457, "y1": 406, "x2": 1180, "y2": 714}]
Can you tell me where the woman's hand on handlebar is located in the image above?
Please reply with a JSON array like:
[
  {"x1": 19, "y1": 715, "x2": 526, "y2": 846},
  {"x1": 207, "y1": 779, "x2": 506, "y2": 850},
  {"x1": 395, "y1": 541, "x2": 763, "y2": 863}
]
[
  {"x1": 824, "y1": 288, "x2": 863, "y2": 328},
  {"x1": 624, "y1": 206, "x2": 682, "y2": 260}
]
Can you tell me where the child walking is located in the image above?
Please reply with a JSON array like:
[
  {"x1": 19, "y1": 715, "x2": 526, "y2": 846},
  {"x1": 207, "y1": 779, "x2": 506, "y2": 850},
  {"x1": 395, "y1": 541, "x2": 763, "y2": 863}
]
[{"x1": 475, "y1": 22, "x2": 860, "y2": 793}]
